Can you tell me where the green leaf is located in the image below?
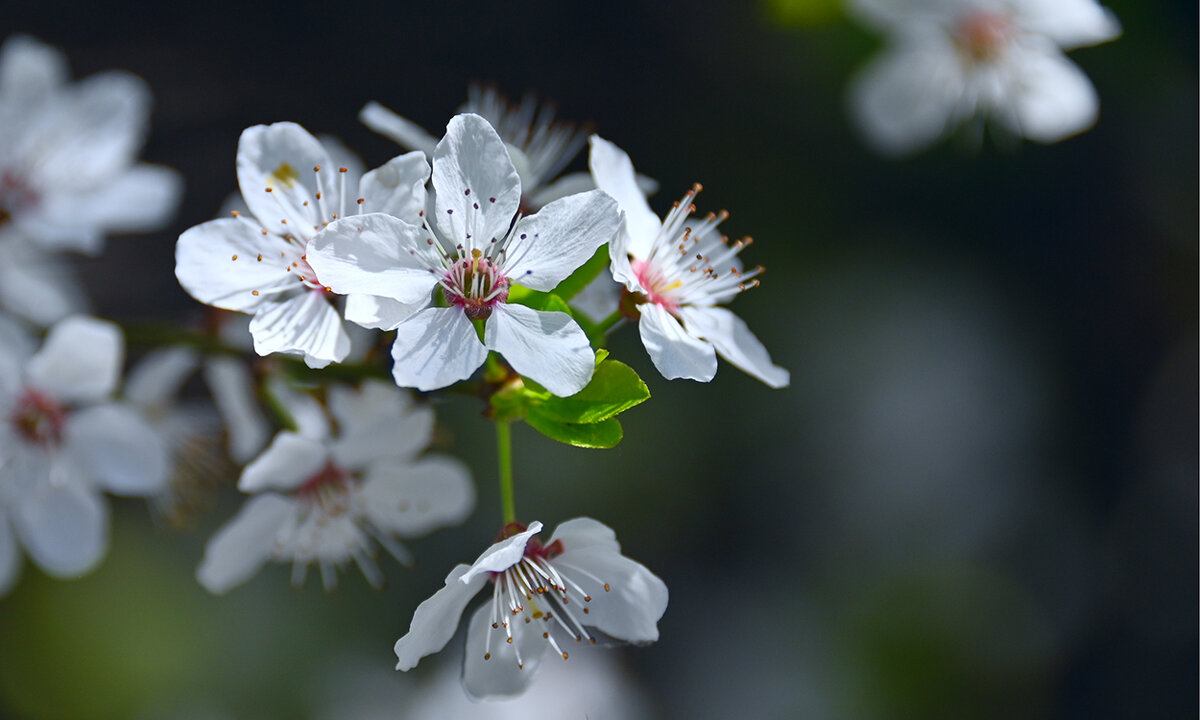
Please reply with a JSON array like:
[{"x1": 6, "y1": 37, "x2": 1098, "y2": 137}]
[
  {"x1": 552, "y1": 246, "x2": 610, "y2": 301},
  {"x1": 525, "y1": 410, "x2": 623, "y2": 449},
  {"x1": 535, "y1": 358, "x2": 650, "y2": 425},
  {"x1": 508, "y1": 288, "x2": 572, "y2": 315}
]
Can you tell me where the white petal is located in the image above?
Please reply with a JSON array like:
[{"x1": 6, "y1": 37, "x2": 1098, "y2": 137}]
[
  {"x1": 26, "y1": 315, "x2": 122, "y2": 403},
  {"x1": 553, "y1": 547, "x2": 668, "y2": 644},
  {"x1": 390, "y1": 307, "x2": 488, "y2": 392},
  {"x1": 461, "y1": 521, "x2": 543, "y2": 583},
  {"x1": 239, "y1": 430, "x2": 328, "y2": 493},
  {"x1": 1005, "y1": 47, "x2": 1101, "y2": 143},
  {"x1": 195, "y1": 493, "x2": 294, "y2": 594},
  {"x1": 588, "y1": 135, "x2": 662, "y2": 257},
  {"x1": 359, "y1": 101, "x2": 438, "y2": 156},
  {"x1": 343, "y1": 293, "x2": 426, "y2": 331},
  {"x1": 526, "y1": 170, "x2": 595, "y2": 210},
  {"x1": 0, "y1": 240, "x2": 86, "y2": 325},
  {"x1": 637, "y1": 303, "x2": 717, "y2": 382},
  {"x1": 462, "y1": 601, "x2": 549, "y2": 700},
  {"x1": 0, "y1": 512, "x2": 22, "y2": 597},
  {"x1": 264, "y1": 375, "x2": 330, "y2": 440},
  {"x1": 1015, "y1": 0, "x2": 1121, "y2": 49},
  {"x1": 236, "y1": 122, "x2": 332, "y2": 236},
  {"x1": 328, "y1": 380, "x2": 433, "y2": 467},
  {"x1": 678, "y1": 306, "x2": 789, "y2": 388},
  {"x1": 0, "y1": 35, "x2": 67, "y2": 102},
  {"x1": 33, "y1": 164, "x2": 182, "y2": 243},
  {"x1": 203, "y1": 357, "x2": 271, "y2": 463},
  {"x1": 307, "y1": 213, "x2": 438, "y2": 304},
  {"x1": 547, "y1": 516, "x2": 622, "y2": 555},
  {"x1": 432, "y1": 114, "x2": 521, "y2": 248},
  {"x1": 360, "y1": 151, "x2": 430, "y2": 224},
  {"x1": 248, "y1": 290, "x2": 350, "y2": 367},
  {"x1": 485, "y1": 304, "x2": 594, "y2": 397},
  {"x1": 65, "y1": 404, "x2": 169, "y2": 495},
  {"x1": 394, "y1": 564, "x2": 489, "y2": 670},
  {"x1": 571, "y1": 273, "x2": 622, "y2": 323},
  {"x1": 175, "y1": 218, "x2": 300, "y2": 312},
  {"x1": 848, "y1": 41, "x2": 966, "y2": 157},
  {"x1": 502, "y1": 190, "x2": 621, "y2": 292},
  {"x1": 12, "y1": 479, "x2": 107, "y2": 577},
  {"x1": 123, "y1": 346, "x2": 199, "y2": 410},
  {"x1": 360, "y1": 455, "x2": 475, "y2": 536}
]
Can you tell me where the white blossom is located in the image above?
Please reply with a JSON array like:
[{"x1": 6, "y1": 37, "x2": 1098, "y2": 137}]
[
  {"x1": 589, "y1": 136, "x2": 789, "y2": 388},
  {"x1": 196, "y1": 380, "x2": 473, "y2": 593},
  {"x1": 847, "y1": 0, "x2": 1121, "y2": 156},
  {"x1": 309, "y1": 114, "x2": 620, "y2": 397},
  {"x1": 175, "y1": 122, "x2": 430, "y2": 368},
  {"x1": 0, "y1": 315, "x2": 168, "y2": 595},
  {"x1": 393, "y1": 518, "x2": 668, "y2": 701}
]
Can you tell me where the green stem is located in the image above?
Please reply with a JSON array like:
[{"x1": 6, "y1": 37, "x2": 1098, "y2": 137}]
[
  {"x1": 588, "y1": 309, "x2": 625, "y2": 346},
  {"x1": 496, "y1": 420, "x2": 516, "y2": 525}
]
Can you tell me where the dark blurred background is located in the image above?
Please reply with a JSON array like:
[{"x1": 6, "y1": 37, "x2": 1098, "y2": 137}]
[{"x1": 0, "y1": 1, "x2": 1195, "y2": 718}]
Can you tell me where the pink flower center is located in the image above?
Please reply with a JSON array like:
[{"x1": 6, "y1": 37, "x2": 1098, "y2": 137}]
[
  {"x1": 0, "y1": 170, "x2": 39, "y2": 226},
  {"x1": 444, "y1": 248, "x2": 511, "y2": 320},
  {"x1": 956, "y1": 10, "x2": 1014, "y2": 61},
  {"x1": 10, "y1": 389, "x2": 66, "y2": 447},
  {"x1": 631, "y1": 258, "x2": 681, "y2": 315},
  {"x1": 296, "y1": 462, "x2": 353, "y2": 515}
]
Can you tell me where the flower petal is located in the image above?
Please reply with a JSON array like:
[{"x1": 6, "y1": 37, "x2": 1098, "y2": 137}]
[
  {"x1": 678, "y1": 306, "x2": 789, "y2": 388},
  {"x1": 175, "y1": 218, "x2": 299, "y2": 312},
  {"x1": 461, "y1": 521, "x2": 543, "y2": 583},
  {"x1": 329, "y1": 380, "x2": 434, "y2": 467},
  {"x1": 432, "y1": 114, "x2": 521, "y2": 248},
  {"x1": 343, "y1": 292, "x2": 426, "y2": 331},
  {"x1": 236, "y1": 122, "x2": 333, "y2": 236},
  {"x1": 394, "y1": 563, "x2": 489, "y2": 670},
  {"x1": 0, "y1": 240, "x2": 86, "y2": 326},
  {"x1": 525, "y1": 170, "x2": 594, "y2": 210},
  {"x1": 203, "y1": 356, "x2": 271, "y2": 464},
  {"x1": 360, "y1": 151, "x2": 429, "y2": 224},
  {"x1": 485, "y1": 304, "x2": 594, "y2": 397},
  {"x1": 247, "y1": 290, "x2": 350, "y2": 368},
  {"x1": 33, "y1": 164, "x2": 182, "y2": 245},
  {"x1": 239, "y1": 430, "x2": 328, "y2": 493},
  {"x1": 307, "y1": 213, "x2": 438, "y2": 304},
  {"x1": 0, "y1": 512, "x2": 22, "y2": 597},
  {"x1": 548, "y1": 516, "x2": 622, "y2": 556},
  {"x1": 1005, "y1": 46, "x2": 1100, "y2": 144},
  {"x1": 637, "y1": 303, "x2": 717, "y2": 382},
  {"x1": 195, "y1": 492, "x2": 294, "y2": 594},
  {"x1": 588, "y1": 135, "x2": 662, "y2": 257},
  {"x1": 123, "y1": 346, "x2": 199, "y2": 411},
  {"x1": 65, "y1": 404, "x2": 169, "y2": 496},
  {"x1": 359, "y1": 455, "x2": 475, "y2": 536},
  {"x1": 0, "y1": 35, "x2": 68, "y2": 103},
  {"x1": 553, "y1": 546, "x2": 669, "y2": 644},
  {"x1": 12, "y1": 478, "x2": 107, "y2": 578},
  {"x1": 502, "y1": 189, "x2": 620, "y2": 292},
  {"x1": 1016, "y1": 0, "x2": 1121, "y2": 49},
  {"x1": 390, "y1": 307, "x2": 488, "y2": 392},
  {"x1": 359, "y1": 101, "x2": 439, "y2": 156},
  {"x1": 462, "y1": 601, "x2": 549, "y2": 700},
  {"x1": 26, "y1": 315, "x2": 122, "y2": 403}
]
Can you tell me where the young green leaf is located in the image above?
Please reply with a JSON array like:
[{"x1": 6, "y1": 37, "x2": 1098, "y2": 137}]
[{"x1": 525, "y1": 410, "x2": 624, "y2": 449}]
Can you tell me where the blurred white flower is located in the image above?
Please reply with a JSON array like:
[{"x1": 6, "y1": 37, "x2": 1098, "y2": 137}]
[
  {"x1": 0, "y1": 235, "x2": 87, "y2": 326},
  {"x1": 0, "y1": 34, "x2": 181, "y2": 254},
  {"x1": 196, "y1": 380, "x2": 473, "y2": 593},
  {"x1": 0, "y1": 315, "x2": 168, "y2": 595},
  {"x1": 846, "y1": 0, "x2": 1121, "y2": 156},
  {"x1": 309, "y1": 113, "x2": 620, "y2": 396},
  {"x1": 394, "y1": 518, "x2": 668, "y2": 701},
  {"x1": 589, "y1": 135, "x2": 789, "y2": 388},
  {"x1": 175, "y1": 122, "x2": 430, "y2": 368}
]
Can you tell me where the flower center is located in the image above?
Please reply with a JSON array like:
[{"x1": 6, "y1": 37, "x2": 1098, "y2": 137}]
[
  {"x1": 10, "y1": 388, "x2": 66, "y2": 447},
  {"x1": 631, "y1": 258, "x2": 683, "y2": 314},
  {"x1": 956, "y1": 10, "x2": 1014, "y2": 62},
  {"x1": 444, "y1": 247, "x2": 511, "y2": 320},
  {"x1": 296, "y1": 462, "x2": 353, "y2": 516},
  {"x1": 0, "y1": 170, "x2": 39, "y2": 226}
]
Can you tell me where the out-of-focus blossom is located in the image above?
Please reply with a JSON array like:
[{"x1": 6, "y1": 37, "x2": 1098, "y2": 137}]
[
  {"x1": 310, "y1": 113, "x2": 619, "y2": 396},
  {"x1": 0, "y1": 315, "x2": 168, "y2": 595},
  {"x1": 196, "y1": 380, "x2": 473, "y2": 593},
  {"x1": 394, "y1": 518, "x2": 668, "y2": 701},
  {"x1": 0, "y1": 235, "x2": 87, "y2": 326},
  {"x1": 175, "y1": 122, "x2": 429, "y2": 368},
  {"x1": 589, "y1": 136, "x2": 789, "y2": 388},
  {"x1": 0, "y1": 34, "x2": 181, "y2": 254},
  {"x1": 846, "y1": 0, "x2": 1121, "y2": 156}
]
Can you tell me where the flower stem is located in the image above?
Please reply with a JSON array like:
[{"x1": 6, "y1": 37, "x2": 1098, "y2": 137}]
[
  {"x1": 496, "y1": 420, "x2": 516, "y2": 525},
  {"x1": 588, "y1": 309, "x2": 625, "y2": 345}
]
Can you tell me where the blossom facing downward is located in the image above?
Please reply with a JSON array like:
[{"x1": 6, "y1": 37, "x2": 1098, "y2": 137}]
[
  {"x1": 588, "y1": 136, "x2": 789, "y2": 388},
  {"x1": 175, "y1": 122, "x2": 430, "y2": 368},
  {"x1": 309, "y1": 113, "x2": 620, "y2": 396},
  {"x1": 196, "y1": 380, "x2": 473, "y2": 593},
  {"x1": 0, "y1": 315, "x2": 168, "y2": 595},
  {"x1": 393, "y1": 518, "x2": 668, "y2": 701},
  {"x1": 846, "y1": 0, "x2": 1121, "y2": 156}
]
